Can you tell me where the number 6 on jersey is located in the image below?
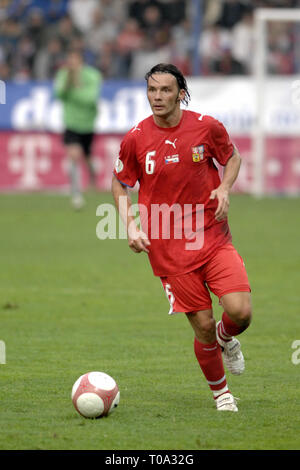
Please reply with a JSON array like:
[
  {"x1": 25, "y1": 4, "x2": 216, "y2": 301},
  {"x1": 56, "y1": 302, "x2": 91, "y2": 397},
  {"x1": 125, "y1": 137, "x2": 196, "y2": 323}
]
[
  {"x1": 145, "y1": 151, "x2": 156, "y2": 175},
  {"x1": 164, "y1": 283, "x2": 175, "y2": 315}
]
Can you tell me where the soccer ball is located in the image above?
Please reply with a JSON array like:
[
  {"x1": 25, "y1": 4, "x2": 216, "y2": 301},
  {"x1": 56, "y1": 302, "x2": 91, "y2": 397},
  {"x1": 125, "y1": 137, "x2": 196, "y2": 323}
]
[{"x1": 71, "y1": 371, "x2": 120, "y2": 418}]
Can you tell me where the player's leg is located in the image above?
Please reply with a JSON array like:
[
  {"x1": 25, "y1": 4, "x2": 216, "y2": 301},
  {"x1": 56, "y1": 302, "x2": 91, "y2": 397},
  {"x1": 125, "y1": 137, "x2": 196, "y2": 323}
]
[
  {"x1": 82, "y1": 133, "x2": 96, "y2": 189},
  {"x1": 161, "y1": 271, "x2": 238, "y2": 411},
  {"x1": 186, "y1": 310, "x2": 237, "y2": 411},
  {"x1": 206, "y1": 244, "x2": 252, "y2": 375},
  {"x1": 218, "y1": 291, "x2": 252, "y2": 340},
  {"x1": 185, "y1": 308, "x2": 216, "y2": 343},
  {"x1": 215, "y1": 292, "x2": 252, "y2": 375},
  {"x1": 66, "y1": 142, "x2": 85, "y2": 209},
  {"x1": 220, "y1": 291, "x2": 252, "y2": 331},
  {"x1": 86, "y1": 156, "x2": 96, "y2": 188},
  {"x1": 63, "y1": 130, "x2": 85, "y2": 209}
]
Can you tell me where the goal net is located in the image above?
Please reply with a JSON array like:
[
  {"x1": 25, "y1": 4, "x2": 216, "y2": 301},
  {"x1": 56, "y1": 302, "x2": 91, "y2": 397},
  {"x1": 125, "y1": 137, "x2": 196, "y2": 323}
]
[{"x1": 252, "y1": 8, "x2": 300, "y2": 196}]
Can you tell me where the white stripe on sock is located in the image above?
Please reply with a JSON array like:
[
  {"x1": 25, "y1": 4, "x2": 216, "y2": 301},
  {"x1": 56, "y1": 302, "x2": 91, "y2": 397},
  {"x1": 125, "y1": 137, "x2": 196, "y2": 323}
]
[
  {"x1": 219, "y1": 322, "x2": 232, "y2": 341},
  {"x1": 207, "y1": 374, "x2": 226, "y2": 386},
  {"x1": 213, "y1": 385, "x2": 229, "y2": 398}
]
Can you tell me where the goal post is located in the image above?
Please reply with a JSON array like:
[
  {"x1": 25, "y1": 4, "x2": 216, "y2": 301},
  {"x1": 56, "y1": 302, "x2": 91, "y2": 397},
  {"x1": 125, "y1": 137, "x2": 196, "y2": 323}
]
[{"x1": 253, "y1": 8, "x2": 300, "y2": 197}]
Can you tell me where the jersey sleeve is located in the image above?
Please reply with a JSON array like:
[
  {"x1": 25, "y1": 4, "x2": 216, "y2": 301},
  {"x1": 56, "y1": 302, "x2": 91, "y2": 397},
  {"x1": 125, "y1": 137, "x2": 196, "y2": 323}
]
[
  {"x1": 113, "y1": 132, "x2": 140, "y2": 188},
  {"x1": 54, "y1": 68, "x2": 69, "y2": 100},
  {"x1": 208, "y1": 118, "x2": 234, "y2": 166}
]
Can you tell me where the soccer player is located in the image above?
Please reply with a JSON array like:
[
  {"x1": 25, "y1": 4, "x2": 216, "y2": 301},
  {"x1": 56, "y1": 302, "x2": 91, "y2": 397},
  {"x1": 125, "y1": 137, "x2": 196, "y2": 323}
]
[
  {"x1": 111, "y1": 63, "x2": 252, "y2": 412},
  {"x1": 54, "y1": 49, "x2": 101, "y2": 209}
]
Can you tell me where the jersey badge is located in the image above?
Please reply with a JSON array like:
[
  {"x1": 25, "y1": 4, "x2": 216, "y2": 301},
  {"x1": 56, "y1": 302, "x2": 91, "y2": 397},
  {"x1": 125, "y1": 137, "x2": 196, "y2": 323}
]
[
  {"x1": 114, "y1": 158, "x2": 124, "y2": 173},
  {"x1": 192, "y1": 145, "x2": 204, "y2": 162}
]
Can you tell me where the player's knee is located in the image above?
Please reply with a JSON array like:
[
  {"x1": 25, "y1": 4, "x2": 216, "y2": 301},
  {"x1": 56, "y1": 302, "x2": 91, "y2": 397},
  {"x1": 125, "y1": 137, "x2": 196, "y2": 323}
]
[
  {"x1": 232, "y1": 302, "x2": 252, "y2": 329},
  {"x1": 199, "y1": 316, "x2": 216, "y2": 342},
  {"x1": 239, "y1": 304, "x2": 252, "y2": 329},
  {"x1": 223, "y1": 293, "x2": 252, "y2": 329},
  {"x1": 186, "y1": 311, "x2": 216, "y2": 343},
  {"x1": 67, "y1": 145, "x2": 82, "y2": 161}
]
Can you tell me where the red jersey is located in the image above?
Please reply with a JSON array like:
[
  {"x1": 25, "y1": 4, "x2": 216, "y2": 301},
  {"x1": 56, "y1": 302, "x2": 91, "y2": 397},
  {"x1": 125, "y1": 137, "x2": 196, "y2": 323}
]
[{"x1": 113, "y1": 110, "x2": 234, "y2": 276}]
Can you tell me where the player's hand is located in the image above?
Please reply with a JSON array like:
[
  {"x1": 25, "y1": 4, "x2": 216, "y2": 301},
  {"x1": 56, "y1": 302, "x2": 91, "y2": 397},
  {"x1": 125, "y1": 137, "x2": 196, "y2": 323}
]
[
  {"x1": 66, "y1": 68, "x2": 79, "y2": 87},
  {"x1": 210, "y1": 186, "x2": 230, "y2": 221},
  {"x1": 127, "y1": 224, "x2": 150, "y2": 254}
]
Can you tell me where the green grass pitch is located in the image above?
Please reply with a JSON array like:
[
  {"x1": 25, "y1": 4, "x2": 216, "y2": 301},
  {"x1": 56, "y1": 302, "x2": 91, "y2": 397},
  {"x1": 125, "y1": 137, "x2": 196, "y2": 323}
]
[{"x1": 0, "y1": 191, "x2": 299, "y2": 450}]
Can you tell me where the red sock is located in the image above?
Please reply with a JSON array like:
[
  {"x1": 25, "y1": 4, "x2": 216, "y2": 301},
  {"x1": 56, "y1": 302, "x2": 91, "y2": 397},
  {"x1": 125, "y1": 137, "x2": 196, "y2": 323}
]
[
  {"x1": 194, "y1": 337, "x2": 229, "y2": 399},
  {"x1": 217, "y1": 312, "x2": 246, "y2": 342}
]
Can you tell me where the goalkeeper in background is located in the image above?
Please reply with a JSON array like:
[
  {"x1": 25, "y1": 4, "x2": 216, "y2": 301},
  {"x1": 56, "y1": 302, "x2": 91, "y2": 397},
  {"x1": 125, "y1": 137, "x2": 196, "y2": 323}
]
[{"x1": 54, "y1": 49, "x2": 101, "y2": 209}]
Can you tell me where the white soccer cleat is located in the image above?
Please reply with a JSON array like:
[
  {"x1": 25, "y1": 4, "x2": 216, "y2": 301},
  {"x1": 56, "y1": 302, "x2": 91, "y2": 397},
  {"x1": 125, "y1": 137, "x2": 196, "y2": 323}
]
[
  {"x1": 71, "y1": 194, "x2": 85, "y2": 210},
  {"x1": 216, "y1": 321, "x2": 245, "y2": 375},
  {"x1": 216, "y1": 392, "x2": 238, "y2": 412}
]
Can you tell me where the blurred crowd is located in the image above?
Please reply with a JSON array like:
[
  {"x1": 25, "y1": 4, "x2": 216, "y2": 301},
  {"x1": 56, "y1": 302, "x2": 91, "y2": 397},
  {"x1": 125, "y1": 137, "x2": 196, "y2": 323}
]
[{"x1": 0, "y1": 0, "x2": 299, "y2": 81}]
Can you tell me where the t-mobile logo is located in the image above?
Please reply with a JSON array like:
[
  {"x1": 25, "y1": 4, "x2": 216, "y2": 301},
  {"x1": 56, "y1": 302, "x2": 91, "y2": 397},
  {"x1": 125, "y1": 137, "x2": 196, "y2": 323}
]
[{"x1": 8, "y1": 135, "x2": 52, "y2": 189}]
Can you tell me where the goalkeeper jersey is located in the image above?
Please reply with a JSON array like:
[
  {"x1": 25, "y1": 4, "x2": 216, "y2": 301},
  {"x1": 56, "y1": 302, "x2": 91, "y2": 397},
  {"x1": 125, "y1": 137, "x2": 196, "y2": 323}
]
[{"x1": 54, "y1": 65, "x2": 101, "y2": 134}]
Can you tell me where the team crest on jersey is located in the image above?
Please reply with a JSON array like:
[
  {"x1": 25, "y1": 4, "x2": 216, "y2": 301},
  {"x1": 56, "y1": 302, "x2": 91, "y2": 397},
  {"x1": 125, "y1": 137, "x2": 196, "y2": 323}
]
[
  {"x1": 192, "y1": 145, "x2": 204, "y2": 162},
  {"x1": 114, "y1": 158, "x2": 124, "y2": 173}
]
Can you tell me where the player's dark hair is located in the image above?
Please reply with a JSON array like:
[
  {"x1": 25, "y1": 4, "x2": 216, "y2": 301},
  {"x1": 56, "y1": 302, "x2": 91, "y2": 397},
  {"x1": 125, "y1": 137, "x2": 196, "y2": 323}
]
[
  {"x1": 67, "y1": 47, "x2": 83, "y2": 59},
  {"x1": 145, "y1": 63, "x2": 191, "y2": 106}
]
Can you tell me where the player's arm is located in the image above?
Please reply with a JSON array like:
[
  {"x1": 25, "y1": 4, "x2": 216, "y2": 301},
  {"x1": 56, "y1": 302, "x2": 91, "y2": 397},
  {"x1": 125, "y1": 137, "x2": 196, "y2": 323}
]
[
  {"x1": 111, "y1": 175, "x2": 150, "y2": 254},
  {"x1": 54, "y1": 69, "x2": 70, "y2": 99},
  {"x1": 210, "y1": 145, "x2": 241, "y2": 221}
]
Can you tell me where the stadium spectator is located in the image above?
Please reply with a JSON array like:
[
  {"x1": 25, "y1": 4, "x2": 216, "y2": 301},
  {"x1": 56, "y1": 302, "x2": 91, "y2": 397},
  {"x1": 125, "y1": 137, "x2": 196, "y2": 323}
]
[
  {"x1": 0, "y1": 0, "x2": 299, "y2": 80},
  {"x1": 213, "y1": 46, "x2": 247, "y2": 75},
  {"x1": 11, "y1": 34, "x2": 36, "y2": 81},
  {"x1": 139, "y1": 3, "x2": 165, "y2": 37},
  {"x1": 116, "y1": 18, "x2": 145, "y2": 77},
  {"x1": 116, "y1": 18, "x2": 145, "y2": 55},
  {"x1": 50, "y1": 14, "x2": 81, "y2": 51},
  {"x1": 7, "y1": 0, "x2": 68, "y2": 21},
  {"x1": 199, "y1": 24, "x2": 232, "y2": 75},
  {"x1": 267, "y1": 21, "x2": 295, "y2": 73},
  {"x1": 0, "y1": 0, "x2": 9, "y2": 21},
  {"x1": 85, "y1": 6, "x2": 119, "y2": 55},
  {"x1": 0, "y1": 17, "x2": 22, "y2": 65},
  {"x1": 217, "y1": 0, "x2": 251, "y2": 29},
  {"x1": 45, "y1": 0, "x2": 69, "y2": 23},
  {"x1": 129, "y1": 34, "x2": 172, "y2": 79},
  {"x1": 95, "y1": 40, "x2": 125, "y2": 79},
  {"x1": 68, "y1": 0, "x2": 99, "y2": 34},
  {"x1": 26, "y1": 8, "x2": 47, "y2": 50},
  {"x1": 7, "y1": 0, "x2": 43, "y2": 21},
  {"x1": 203, "y1": 0, "x2": 223, "y2": 26},
  {"x1": 159, "y1": 0, "x2": 187, "y2": 26},
  {"x1": 97, "y1": 0, "x2": 127, "y2": 27},
  {"x1": 128, "y1": 0, "x2": 162, "y2": 28},
  {"x1": 231, "y1": 8, "x2": 255, "y2": 73},
  {"x1": 169, "y1": 18, "x2": 194, "y2": 75},
  {"x1": 34, "y1": 36, "x2": 65, "y2": 80},
  {"x1": 0, "y1": 62, "x2": 10, "y2": 81}
]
